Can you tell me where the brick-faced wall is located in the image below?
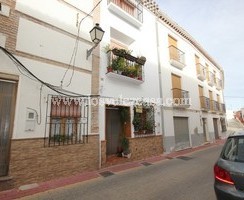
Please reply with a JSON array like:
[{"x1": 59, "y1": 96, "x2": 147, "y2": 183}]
[
  {"x1": 101, "y1": 140, "x2": 106, "y2": 165},
  {"x1": 129, "y1": 136, "x2": 163, "y2": 160},
  {"x1": 0, "y1": 135, "x2": 99, "y2": 191}
]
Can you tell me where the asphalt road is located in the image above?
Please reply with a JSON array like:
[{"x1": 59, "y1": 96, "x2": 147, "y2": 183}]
[{"x1": 21, "y1": 145, "x2": 222, "y2": 200}]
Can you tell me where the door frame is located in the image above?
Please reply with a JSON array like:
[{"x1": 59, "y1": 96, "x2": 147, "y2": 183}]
[{"x1": 0, "y1": 77, "x2": 18, "y2": 177}]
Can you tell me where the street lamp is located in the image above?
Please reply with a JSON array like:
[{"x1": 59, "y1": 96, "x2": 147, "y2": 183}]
[{"x1": 86, "y1": 23, "x2": 105, "y2": 60}]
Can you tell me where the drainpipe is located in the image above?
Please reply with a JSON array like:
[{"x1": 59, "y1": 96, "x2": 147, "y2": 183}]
[{"x1": 155, "y1": 16, "x2": 166, "y2": 152}]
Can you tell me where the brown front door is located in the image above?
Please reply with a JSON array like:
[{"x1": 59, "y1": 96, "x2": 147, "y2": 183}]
[
  {"x1": 106, "y1": 107, "x2": 122, "y2": 155},
  {"x1": 213, "y1": 118, "x2": 219, "y2": 140},
  {"x1": 0, "y1": 80, "x2": 17, "y2": 177}
]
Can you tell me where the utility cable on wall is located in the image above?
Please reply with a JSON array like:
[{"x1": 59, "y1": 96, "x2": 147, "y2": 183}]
[
  {"x1": 60, "y1": 0, "x2": 103, "y2": 87},
  {"x1": 0, "y1": 46, "x2": 90, "y2": 97}
]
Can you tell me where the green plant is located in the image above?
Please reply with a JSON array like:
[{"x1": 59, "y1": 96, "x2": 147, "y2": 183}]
[
  {"x1": 144, "y1": 120, "x2": 154, "y2": 131},
  {"x1": 121, "y1": 137, "x2": 130, "y2": 153},
  {"x1": 132, "y1": 113, "x2": 142, "y2": 131},
  {"x1": 112, "y1": 56, "x2": 126, "y2": 72},
  {"x1": 119, "y1": 107, "x2": 130, "y2": 123}
]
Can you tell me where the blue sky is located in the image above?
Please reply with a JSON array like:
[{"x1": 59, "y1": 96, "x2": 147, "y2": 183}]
[{"x1": 155, "y1": 0, "x2": 244, "y2": 110}]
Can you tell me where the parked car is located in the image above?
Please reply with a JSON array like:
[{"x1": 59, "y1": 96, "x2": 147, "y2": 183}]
[{"x1": 214, "y1": 130, "x2": 244, "y2": 200}]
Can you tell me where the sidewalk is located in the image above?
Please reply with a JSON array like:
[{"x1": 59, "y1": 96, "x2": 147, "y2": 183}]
[{"x1": 0, "y1": 139, "x2": 225, "y2": 200}]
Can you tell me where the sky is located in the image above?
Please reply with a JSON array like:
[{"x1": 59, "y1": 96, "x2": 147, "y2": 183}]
[{"x1": 155, "y1": 0, "x2": 244, "y2": 110}]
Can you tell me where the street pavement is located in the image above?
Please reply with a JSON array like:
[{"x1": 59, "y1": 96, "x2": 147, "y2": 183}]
[{"x1": 18, "y1": 145, "x2": 222, "y2": 200}]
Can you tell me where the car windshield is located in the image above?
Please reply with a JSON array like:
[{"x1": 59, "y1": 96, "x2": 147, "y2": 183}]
[{"x1": 221, "y1": 137, "x2": 244, "y2": 162}]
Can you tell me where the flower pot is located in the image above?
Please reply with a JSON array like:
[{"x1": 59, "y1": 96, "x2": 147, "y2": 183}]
[
  {"x1": 136, "y1": 56, "x2": 146, "y2": 65},
  {"x1": 107, "y1": 67, "x2": 113, "y2": 73}
]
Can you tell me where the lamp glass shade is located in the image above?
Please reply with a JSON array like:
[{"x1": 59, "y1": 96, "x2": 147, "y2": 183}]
[{"x1": 89, "y1": 23, "x2": 105, "y2": 44}]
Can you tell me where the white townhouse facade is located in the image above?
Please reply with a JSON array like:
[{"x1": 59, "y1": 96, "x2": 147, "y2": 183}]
[
  {"x1": 98, "y1": 0, "x2": 226, "y2": 158},
  {"x1": 0, "y1": 0, "x2": 226, "y2": 191},
  {"x1": 148, "y1": 5, "x2": 226, "y2": 152},
  {"x1": 0, "y1": 0, "x2": 102, "y2": 190}
]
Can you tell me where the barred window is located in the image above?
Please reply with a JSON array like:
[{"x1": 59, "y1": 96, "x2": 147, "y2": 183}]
[
  {"x1": 132, "y1": 105, "x2": 155, "y2": 137},
  {"x1": 45, "y1": 96, "x2": 89, "y2": 147}
]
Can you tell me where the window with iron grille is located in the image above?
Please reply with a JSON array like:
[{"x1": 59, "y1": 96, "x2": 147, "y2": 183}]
[
  {"x1": 44, "y1": 95, "x2": 89, "y2": 147},
  {"x1": 132, "y1": 105, "x2": 155, "y2": 137}
]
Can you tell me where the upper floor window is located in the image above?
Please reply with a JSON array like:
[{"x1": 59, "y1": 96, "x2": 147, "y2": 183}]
[
  {"x1": 195, "y1": 55, "x2": 206, "y2": 81},
  {"x1": 168, "y1": 35, "x2": 185, "y2": 69},
  {"x1": 108, "y1": 0, "x2": 143, "y2": 26}
]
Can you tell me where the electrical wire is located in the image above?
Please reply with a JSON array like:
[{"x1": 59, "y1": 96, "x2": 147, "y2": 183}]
[
  {"x1": 0, "y1": 46, "x2": 90, "y2": 97},
  {"x1": 61, "y1": 0, "x2": 103, "y2": 87}
]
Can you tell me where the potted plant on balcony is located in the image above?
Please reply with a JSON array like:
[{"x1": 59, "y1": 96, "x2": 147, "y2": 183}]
[
  {"x1": 107, "y1": 66, "x2": 113, "y2": 73},
  {"x1": 136, "y1": 56, "x2": 146, "y2": 65},
  {"x1": 127, "y1": 66, "x2": 137, "y2": 78}
]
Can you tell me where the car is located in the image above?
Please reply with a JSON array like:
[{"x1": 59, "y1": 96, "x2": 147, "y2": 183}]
[{"x1": 214, "y1": 130, "x2": 244, "y2": 200}]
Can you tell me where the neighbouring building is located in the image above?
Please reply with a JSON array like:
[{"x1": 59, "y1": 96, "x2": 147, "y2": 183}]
[{"x1": 0, "y1": 0, "x2": 226, "y2": 191}]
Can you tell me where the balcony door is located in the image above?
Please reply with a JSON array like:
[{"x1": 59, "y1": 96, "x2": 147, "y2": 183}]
[
  {"x1": 168, "y1": 35, "x2": 177, "y2": 47},
  {"x1": 209, "y1": 90, "x2": 213, "y2": 110},
  {"x1": 0, "y1": 80, "x2": 17, "y2": 177},
  {"x1": 198, "y1": 85, "x2": 204, "y2": 108},
  {"x1": 171, "y1": 74, "x2": 181, "y2": 98},
  {"x1": 195, "y1": 55, "x2": 200, "y2": 74}
]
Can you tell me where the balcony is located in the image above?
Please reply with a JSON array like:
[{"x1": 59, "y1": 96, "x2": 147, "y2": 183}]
[
  {"x1": 199, "y1": 96, "x2": 210, "y2": 111},
  {"x1": 172, "y1": 88, "x2": 190, "y2": 108},
  {"x1": 108, "y1": 0, "x2": 143, "y2": 28},
  {"x1": 196, "y1": 63, "x2": 206, "y2": 81},
  {"x1": 169, "y1": 45, "x2": 186, "y2": 70},
  {"x1": 207, "y1": 71, "x2": 215, "y2": 87},
  {"x1": 215, "y1": 78, "x2": 223, "y2": 90},
  {"x1": 210, "y1": 100, "x2": 220, "y2": 113},
  {"x1": 219, "y1": 103, "x2": 226, "y2": 113},
  {"x1": 106, "y1": 48, "x2": 146, "y2": 84}
]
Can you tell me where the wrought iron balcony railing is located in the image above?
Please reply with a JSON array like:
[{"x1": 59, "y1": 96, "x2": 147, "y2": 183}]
[
  {"x1": 199, "y1": 96, "x2": 210, "y2": 110},
  {"x1": 196, "y1": 63, "x2": 206, "y2": 81},
  {"x1": 219, "y1": 103, "x2": 226, "y2": 113},
  {"x1": 172, "y1": 88, "x2": 190, "y2": 108},
  {"x1": 210, "y1": 100, "x2": 220, "y2": 112},
  {"x1": 169, "y1": 45, "x2": 186, "y2": 69},
  {"x1": 108, "y1": 0, "x2": 143, "y2": 23},
  {"x1": 207, "y1": 71, "x2": 215, "y2": 87},
  {"x1": 106, "y1": 49, "x2": 145, "y2": 83}
]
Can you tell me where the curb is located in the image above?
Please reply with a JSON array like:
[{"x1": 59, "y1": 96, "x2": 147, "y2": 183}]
[{"x1": 0, "y1": 139, "x2": 225, "y2": 200}]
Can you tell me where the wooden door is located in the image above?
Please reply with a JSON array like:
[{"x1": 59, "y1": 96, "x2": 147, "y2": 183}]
[
  {"x1": 168, "y1": 35, "x2": 177, "y2": 47},
  {"x1": 106, "y1": 107, "x2": 122, "y2": 155},
  {"x1": 195, "y1": 55, "x2": 200, "y2": 74},
  {"x1": 198, "y1": 85, "x2": 204, "y2": 108},
  {"x1": 171, "y1": 74, "x2": 181, "y2": 98},
  {"x1": 168, "y1": 35, "x2": 178, "y2": 60},
  {"x1": 209, "y1": 90, "x2": 213, "y2": 110},
  {"x1": 213, "y1": 118, "x2": 219, "y2": 139}
]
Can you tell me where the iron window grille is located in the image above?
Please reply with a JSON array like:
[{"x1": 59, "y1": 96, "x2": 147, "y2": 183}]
[
  {"x1": 44, "y1": 95, "x2": 89, "y2": 147},
  {"x1": 133, "y1": 104, "x2": 155, "y2": 137}
]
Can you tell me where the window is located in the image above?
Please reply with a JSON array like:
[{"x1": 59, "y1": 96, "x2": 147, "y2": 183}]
[
  {"x1": 45, "y1": 96, "x2": 89, "y2": 147},
  {"x1": 221, "y1": 137, "x2": 244, "y2": 162},
  {"x1": 132, "y1": 104, "x2": 155, "y2": 137}
]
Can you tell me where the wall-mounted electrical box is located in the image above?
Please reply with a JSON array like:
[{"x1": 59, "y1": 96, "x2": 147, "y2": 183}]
[{"x1": 25, "y1": 110, "x2": 36, "y2": 131}]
